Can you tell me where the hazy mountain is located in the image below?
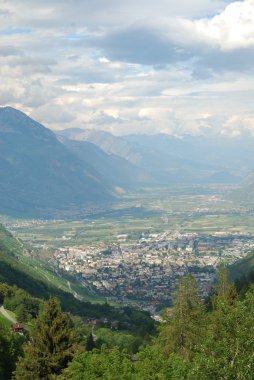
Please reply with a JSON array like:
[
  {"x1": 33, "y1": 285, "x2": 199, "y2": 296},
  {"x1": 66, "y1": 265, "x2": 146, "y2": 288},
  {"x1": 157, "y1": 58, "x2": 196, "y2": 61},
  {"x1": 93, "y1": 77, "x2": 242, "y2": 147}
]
[
  {"x1": 58, "y1": 128, "x2": 141, "y2": 164},
  {"x1": 123, "y1": 133, "x2": 254, "y2": 182},
  {"x1": 60, "y1": 128, "x2": 248, "y2": 184},
  {"x1": 59, "y1": 136, "x2": 150, "y2": 189},
  {"x1": 229, "y1": 172, "x2": 254, "y2": 206},
  {"x1": 0, "y1": 107, "x2": 112, "y2": 217}
]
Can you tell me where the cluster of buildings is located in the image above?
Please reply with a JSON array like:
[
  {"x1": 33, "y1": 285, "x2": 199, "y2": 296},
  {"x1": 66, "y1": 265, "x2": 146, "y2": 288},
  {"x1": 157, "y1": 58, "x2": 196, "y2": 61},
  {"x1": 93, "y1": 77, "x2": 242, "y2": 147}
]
[{"x1": 52, "y1": 230, "x2": 254, "y2": 315}]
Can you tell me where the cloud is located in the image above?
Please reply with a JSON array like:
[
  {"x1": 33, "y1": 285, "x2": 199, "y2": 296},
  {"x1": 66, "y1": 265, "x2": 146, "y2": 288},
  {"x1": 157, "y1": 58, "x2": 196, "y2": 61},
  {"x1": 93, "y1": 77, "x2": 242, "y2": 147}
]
[
  {"x1": 0, "y1": 0, "x2": 253, "y2": 137},
  {"x1": 90, "y1": 0, "x2": 254, "y2": 71},
  {"x1": 0, "y1": 45, "x2": 22, "y2": 56},
  {"x1": 94, "y1": 26, "x2": 190, "y2": 66},
  {"x1": 193, "y1": 0, "x2": 254, "y2": 50},
  {"x1": 0, "y1": 8, "x2": 11, "y2": 16}
]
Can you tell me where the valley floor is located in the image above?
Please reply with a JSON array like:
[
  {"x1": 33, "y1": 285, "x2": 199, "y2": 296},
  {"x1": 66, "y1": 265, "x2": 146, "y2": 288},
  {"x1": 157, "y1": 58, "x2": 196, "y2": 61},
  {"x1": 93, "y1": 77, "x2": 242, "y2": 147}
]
[{"x1": 2, "y1": 185, "x2": 254, "y2": 314}]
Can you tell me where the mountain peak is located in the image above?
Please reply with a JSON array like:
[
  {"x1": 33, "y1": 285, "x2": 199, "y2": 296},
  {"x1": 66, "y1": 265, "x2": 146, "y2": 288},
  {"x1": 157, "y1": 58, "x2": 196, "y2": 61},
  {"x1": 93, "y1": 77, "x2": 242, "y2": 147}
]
[
  {"x1": 0, "y1": 106, "x2": 31, "y2": 118},
  {"x1": 0, "y1": 106, "x2": 54, "y2": 139}
]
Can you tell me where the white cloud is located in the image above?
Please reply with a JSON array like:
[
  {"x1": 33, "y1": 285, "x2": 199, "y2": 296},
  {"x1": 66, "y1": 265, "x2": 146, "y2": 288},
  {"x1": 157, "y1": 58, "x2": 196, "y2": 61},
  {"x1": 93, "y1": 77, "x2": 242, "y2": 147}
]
[
  {"x1": 192, "y1": 0, "x2": 254, "y2": 50},
  {"x1": 0, "y1": 0, "x2": 253, "y2": 136}
]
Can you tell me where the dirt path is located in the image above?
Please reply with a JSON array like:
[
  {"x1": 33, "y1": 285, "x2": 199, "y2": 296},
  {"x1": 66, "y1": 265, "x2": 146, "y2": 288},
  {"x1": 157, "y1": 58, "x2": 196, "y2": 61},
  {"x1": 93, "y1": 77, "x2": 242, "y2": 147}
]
[{"x1": 0, "y1": 305, "x2": 17, "y2": 323}]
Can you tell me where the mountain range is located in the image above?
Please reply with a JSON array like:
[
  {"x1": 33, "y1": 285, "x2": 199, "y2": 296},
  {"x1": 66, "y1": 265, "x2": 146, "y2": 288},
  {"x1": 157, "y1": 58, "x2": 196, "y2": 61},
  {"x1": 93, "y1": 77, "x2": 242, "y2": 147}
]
[
  {"x1": 59, "y1": 126, "x2": 254, "y2": 185},
  {"x1": 1, "y1": 106, "x2": 254, "y2": 216}
]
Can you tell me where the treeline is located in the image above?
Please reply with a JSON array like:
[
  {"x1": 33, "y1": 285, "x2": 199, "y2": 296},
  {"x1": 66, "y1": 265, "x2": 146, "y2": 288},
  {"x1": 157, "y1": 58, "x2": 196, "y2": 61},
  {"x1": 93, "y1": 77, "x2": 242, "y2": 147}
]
[{"x1": 2, "y1": 269, "x2": 254, "y2": 379}]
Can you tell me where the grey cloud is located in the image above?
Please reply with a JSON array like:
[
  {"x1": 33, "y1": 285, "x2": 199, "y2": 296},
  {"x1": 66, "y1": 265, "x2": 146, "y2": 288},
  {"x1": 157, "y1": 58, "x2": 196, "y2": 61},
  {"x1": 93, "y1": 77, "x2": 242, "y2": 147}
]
[
  {"x1": 198, "y1": 47, "x2": 254, "y2": 73},
  {"x1": 2, "y1": 0, "x2": 232, "y2": 32},
  {"x1": 8, "y1": 55, "x2": 57, "y2": 74},
  {"x1": 56, "y1": 67, "x2": 118, "y2": 85},
  {"x1": 189, "y1": 46, "x2": 254, "y2": 79},
  {"x1": 0, "y1": 45, "x2": 22, "y2": 56},
  {"x1": 90, "y1": 24, "x2": 254, "y2": 77},
  {"x1": 91, "y1": 26, "x2": 191, "y2": 66},
  {"x1": 0, "y1": 8, "x2": 11, "y2": 16}
]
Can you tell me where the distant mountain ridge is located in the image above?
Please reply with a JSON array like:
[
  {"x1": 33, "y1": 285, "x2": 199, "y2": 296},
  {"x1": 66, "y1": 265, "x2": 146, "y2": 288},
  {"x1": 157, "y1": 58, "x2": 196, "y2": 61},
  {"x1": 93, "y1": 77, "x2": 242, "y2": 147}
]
[
  {"x1": 59, "y1": 136, "x2": 149, "y2": 189},
  {"x1": 60, "y1": 127, "x2": 254, "y2": 185},
  {"x1": 58, "y1": 128, "x2": 141, "y2": 164}
]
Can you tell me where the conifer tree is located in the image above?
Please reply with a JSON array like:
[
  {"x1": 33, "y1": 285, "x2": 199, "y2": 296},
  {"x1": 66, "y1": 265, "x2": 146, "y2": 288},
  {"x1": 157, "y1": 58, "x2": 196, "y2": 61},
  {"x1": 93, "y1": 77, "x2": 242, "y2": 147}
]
[
  {"x1": 0, "y1": 323, "x2": 24, "y2": 380},
  {"x1": 86, "y1": 332, "x2": 95, "y2": 351},
  {"x1": 212, "y1": 267, "x2": 238, "y2": 309},
  {"x1": 15, "y1": 297, "x2": 74, "y2": 380},
  {"x1": 15, "y1": 304, "x2": 29, "y2": 323},
  {"x1": 157, "y1": 275, "x2": 205, "y2": 360}
]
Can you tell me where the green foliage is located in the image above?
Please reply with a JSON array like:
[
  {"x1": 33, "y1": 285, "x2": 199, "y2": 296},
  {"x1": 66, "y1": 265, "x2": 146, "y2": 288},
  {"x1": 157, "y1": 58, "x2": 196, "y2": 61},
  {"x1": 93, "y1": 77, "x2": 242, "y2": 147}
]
[
  {"x1": 62, "y1": 271, "x2": 254, "y2": 379},
  {"x1": 136, "y1": 345, "x2": 189, "y2": 380},
  {"x1": 61, "y1": 346, "x2": 135, "y2": 380},
  {"x1": 157, "y1": 275, "x2": 205, "y2": 360},
  {"x1": 230, "y1": 251, "x2": 254, "y2": 277},
  {"x1": 189, "y1": 286, "x2": 254, "y2": 379},
  {"x1": 0, "y1": 282, "x2": 13, "y2": 303},
  {"x1": 0, "y1": 323, "x2": 25, "y2": 380},
  {"x1": 234, "y1": 269, "x2": 254, "y2": 298},
  {"x1": 1, "y1": 283, "x2": 42, "y2": 323},
  {"x1": 15, "y1": 298, "x2": 75, "y2": 380},
  {"x1": 95, "y1": 328, "x2": 142, "y2": 354},
  {"x1": 15, "y1": 304, "x2": 29, "y2": 323}
]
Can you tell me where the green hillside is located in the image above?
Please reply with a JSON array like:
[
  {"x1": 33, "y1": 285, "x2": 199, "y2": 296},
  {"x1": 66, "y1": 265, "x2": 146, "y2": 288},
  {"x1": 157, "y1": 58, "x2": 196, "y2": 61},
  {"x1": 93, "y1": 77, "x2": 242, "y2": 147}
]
[
  {"x1": 0, "y1": 224, "x2": 105, "y2": 302},
  {"x1": 229, "y1": 251, "x2": 254, "y2": 280},
  {"x1": 0, "y1": 224, "x2": 69, "y2": 298}
]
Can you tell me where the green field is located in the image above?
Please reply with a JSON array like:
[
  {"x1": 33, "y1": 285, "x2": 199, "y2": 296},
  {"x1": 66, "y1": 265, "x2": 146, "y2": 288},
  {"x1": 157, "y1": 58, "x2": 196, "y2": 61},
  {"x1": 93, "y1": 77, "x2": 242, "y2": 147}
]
[{"x1": 0, "y1": 185, "x2": 252, "y2": 249}]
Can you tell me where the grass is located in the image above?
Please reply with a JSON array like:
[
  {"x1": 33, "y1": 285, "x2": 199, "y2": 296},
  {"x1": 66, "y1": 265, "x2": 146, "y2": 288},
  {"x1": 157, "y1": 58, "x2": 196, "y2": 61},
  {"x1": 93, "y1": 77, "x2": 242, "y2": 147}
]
[
  {"x1": 0, "y1": 312, "x2": 12, "y2": 329},
  {"x1": 5, "y1": 309, "x2": 16, "y2": 320}
]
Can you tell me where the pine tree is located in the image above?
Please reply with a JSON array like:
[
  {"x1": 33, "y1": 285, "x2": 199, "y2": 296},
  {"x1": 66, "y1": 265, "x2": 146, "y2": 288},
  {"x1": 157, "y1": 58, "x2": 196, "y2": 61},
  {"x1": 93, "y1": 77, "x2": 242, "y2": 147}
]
[
  {"x1": 0, "y1": 323, "x2": 24, "y2": 380},
  {"x1": 157, "y1": 275, "x2": 205, "y2": 360},
  {"x1": 15, "y1": 297, "x2": 74, "y2": 380},
  {"x1": 15, "y1": 304, "x2": 29, "y2": 323},
  {"x1": 212, "y1": 267, "x2": 238, "y2": 309},
  {"x1": 86, "y1": 332, "x2": 95, "y2": 351}
]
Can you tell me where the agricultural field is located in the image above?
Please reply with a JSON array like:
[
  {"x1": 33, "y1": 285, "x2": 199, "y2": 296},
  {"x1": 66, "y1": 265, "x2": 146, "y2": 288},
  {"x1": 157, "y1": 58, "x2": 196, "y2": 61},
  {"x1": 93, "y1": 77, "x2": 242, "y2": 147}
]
[{"x1": 1, "y1": 184, "x2": 252, "y2": 249}]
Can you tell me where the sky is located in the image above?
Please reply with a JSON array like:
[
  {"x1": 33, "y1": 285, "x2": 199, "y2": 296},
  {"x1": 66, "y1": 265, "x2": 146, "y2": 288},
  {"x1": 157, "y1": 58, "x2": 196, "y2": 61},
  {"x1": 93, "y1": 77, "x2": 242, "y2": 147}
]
[{"x1": 1, "y1": 0, "x2": 254, "y2": 136}]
